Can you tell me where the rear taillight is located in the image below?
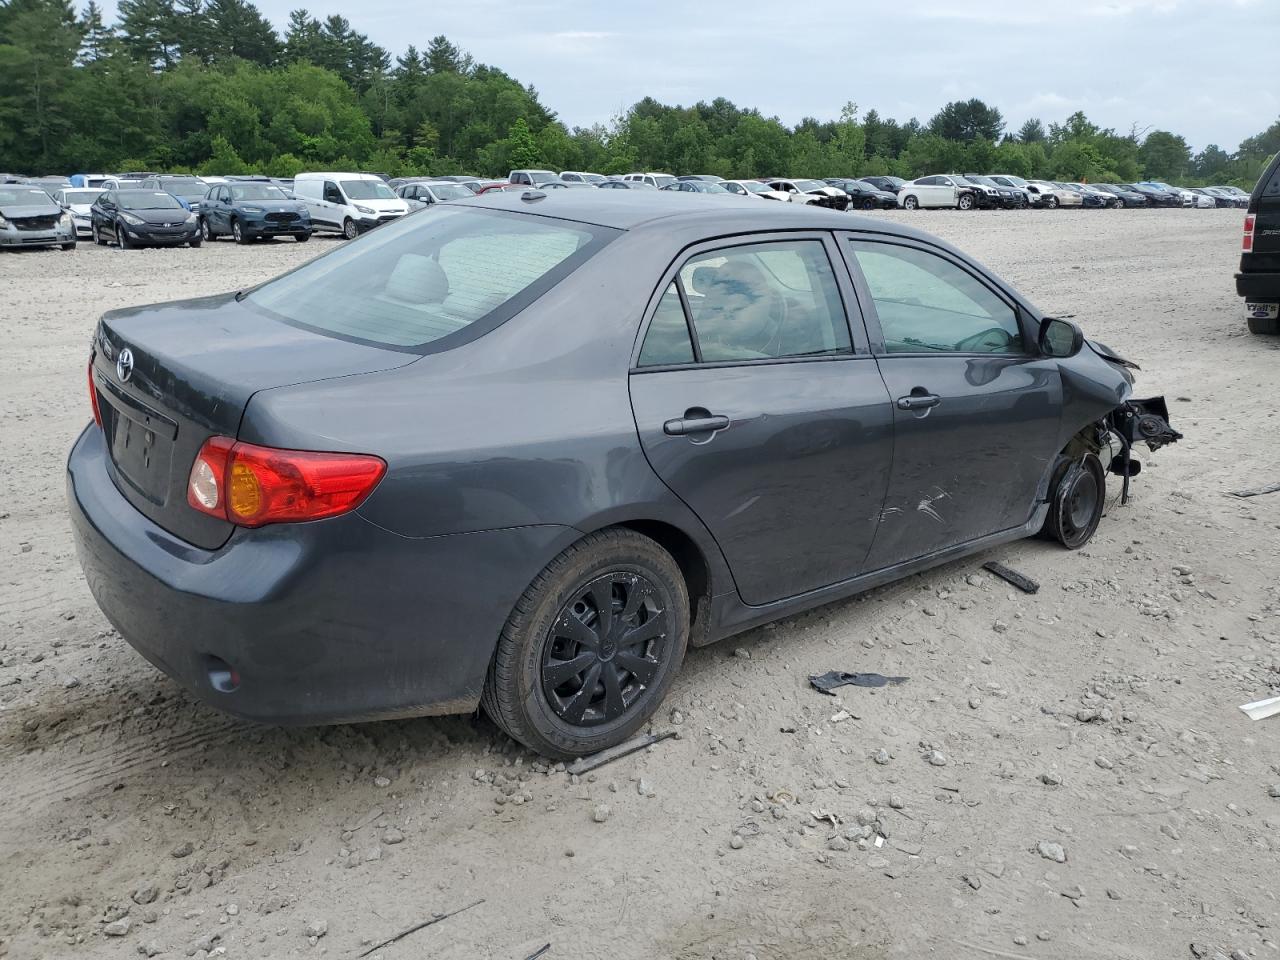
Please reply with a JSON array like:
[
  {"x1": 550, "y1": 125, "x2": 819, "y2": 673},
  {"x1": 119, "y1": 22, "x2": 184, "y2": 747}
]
[
  {"x1": 187, "y1": 438, "x2": 385, "y2": 527},
  {"x1": 1244, "y1": 214, "x2": 1255, "y2": 253},
  {"x1": 88, "y1": 357, "x2": 102, "y2": 429}
]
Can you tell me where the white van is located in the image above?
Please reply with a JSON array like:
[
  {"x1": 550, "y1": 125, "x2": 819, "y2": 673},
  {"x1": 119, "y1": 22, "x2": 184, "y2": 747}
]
[{"x1": 293, "y1": 172, "x2": 409, "y2": 239}]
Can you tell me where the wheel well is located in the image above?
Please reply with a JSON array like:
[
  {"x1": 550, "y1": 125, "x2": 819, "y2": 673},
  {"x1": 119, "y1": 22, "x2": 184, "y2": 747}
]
[{"x1": 613, "y1": 520, "x2": 712, "y2": 643}]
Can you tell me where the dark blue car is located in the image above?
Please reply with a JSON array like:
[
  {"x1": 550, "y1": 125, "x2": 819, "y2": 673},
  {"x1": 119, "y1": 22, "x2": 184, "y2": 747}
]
[
  {"x1": 68, "y1": 192, "x2": 1179, "y2": 758},
  {"x1": 197, "y1": 181, "x2": 312, "y2": 243}
]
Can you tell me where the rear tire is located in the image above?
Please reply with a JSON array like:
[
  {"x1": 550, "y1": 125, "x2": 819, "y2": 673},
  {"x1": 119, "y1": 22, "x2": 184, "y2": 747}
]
[
  {"x1": 92, "y1": 223, "x2": 105, "y2": 245},
  {"x1": 1043, "y1": 454, "x2": 1106, "y2": 549},
  {"x1": 482, "y1": 529, "x2": 690, "y2": 759},
  {"x1": 295, "y1": 233, "x2": 310, "y2": 242},
  {"x1": 1247, "y1": 315, "x2": 1280, "y2": 335}
]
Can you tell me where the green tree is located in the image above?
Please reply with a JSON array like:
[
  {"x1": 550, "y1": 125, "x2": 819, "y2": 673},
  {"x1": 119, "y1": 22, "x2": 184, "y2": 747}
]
[
  {"x1": 928, "y1": 98, "x2": 1003, "y2": 143},
  {"x1": 0, "y1": 0, "x2": 83, "y2": 169},
  {"x1": 116, "y1": 0, "x2": 178, "y2": 67},
  {"x1": 1017, "y1": 117, "x2": 1045, "y2": 143},
  {"x1": 78, "y1": 0, "x2": 114, "y2": 62},
  {"x1": 505, "y1": 116, "x2": 539, "y2": 167},
  {"x1": 1139, "y1": 130, "x2": 1191, "y2": 181}
]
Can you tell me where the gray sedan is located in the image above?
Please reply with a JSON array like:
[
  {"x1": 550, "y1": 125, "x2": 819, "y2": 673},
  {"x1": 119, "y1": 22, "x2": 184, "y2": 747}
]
[{"x1": 68, "y1": 192, "x2": 1179, "y2": 758}]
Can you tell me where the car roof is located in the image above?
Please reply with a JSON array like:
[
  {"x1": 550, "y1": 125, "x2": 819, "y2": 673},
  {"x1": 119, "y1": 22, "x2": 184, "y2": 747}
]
[{"x1": 451, "y1": 189, "x2": 939, "y2": 238}]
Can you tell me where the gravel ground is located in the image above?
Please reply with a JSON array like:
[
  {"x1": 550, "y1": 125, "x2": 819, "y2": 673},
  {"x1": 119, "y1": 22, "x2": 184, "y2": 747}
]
[{"x1": 1, "y1": 209, "x2": 1278, "y2": 960}]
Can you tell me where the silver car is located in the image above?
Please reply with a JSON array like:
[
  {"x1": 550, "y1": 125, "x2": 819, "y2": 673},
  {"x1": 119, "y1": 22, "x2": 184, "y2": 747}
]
[{"x1": 0, "y1": 184, "x2": 77, "y2": 250}]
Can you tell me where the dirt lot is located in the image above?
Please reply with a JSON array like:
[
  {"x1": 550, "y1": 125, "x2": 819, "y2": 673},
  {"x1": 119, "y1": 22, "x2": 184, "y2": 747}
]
[{"x1": 1, "y1": 209, "x2": 1278, "y2": 960}]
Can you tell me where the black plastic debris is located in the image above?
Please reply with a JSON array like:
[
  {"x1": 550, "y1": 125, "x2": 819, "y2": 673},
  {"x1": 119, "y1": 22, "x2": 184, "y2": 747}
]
[
  {"x1": 982, "y1": 561, "x2": 1040, "y2": 594},
  {"x1": 809, "y1": 671, "x2": 908, "y2": 695}
]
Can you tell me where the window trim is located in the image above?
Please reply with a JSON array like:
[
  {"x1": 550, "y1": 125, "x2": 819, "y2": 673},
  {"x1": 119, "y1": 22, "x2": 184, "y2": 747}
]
[
  {"x1": 630, "y1": 230, "x2": 868, "y2": 373},
  {"x1": 837, "y1": 232, "x2": 1037, "y2": 359}
]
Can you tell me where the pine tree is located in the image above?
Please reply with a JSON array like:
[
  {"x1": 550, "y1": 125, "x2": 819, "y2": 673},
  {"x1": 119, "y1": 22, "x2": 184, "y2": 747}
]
[
  {"x1": 204, "y1": 0, "x2": 278, "y2": 65},
  {"x1": 78, "y1": 0, "x2": 115, "y2": 63},
  {"x1": 282, "y1": 8, "x2": 322, "y2": 62},
  {"x1": 117, "y1": 0, "x2": 180, "y2": 68},
  {"x1": 424, "y1": 34, "x2": 460, "y2": 74},
  {"x1": 174, "y1": 0, "x2": 213, "y2": 62}
]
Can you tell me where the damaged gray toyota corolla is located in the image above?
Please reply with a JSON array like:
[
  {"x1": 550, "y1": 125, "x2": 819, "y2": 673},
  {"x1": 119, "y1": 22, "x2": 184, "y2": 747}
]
[{"x1": 67, "y1": 191, "x2": 1179, "y2": 758}]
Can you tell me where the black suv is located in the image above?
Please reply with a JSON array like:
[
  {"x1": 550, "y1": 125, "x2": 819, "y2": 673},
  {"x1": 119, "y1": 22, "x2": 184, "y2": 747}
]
[{"x1": 1236, "y1": 151, "x2": 1280, "y2": 335}]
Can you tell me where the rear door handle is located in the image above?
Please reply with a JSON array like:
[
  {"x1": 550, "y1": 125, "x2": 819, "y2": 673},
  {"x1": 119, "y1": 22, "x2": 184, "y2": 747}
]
[
  {"x1": 664, "y1": 414, "x2": 730, "y2": 436},
  {"x1": 896, "y1": 393, "x2": 941, "y2": 411}
]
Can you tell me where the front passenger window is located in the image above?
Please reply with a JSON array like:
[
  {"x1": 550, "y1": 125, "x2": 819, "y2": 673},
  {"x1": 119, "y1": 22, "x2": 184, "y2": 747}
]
[
  {"x1": 681, "y1": 240, "x2": 851, "y2": 362},
  {"x1": 847, "y1": 241, "x2": 1024, "y2": 355}
]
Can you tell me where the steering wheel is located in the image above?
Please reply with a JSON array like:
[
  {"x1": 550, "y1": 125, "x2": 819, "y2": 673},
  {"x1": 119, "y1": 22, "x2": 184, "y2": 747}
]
[{"x1": 955, "y1": 326, "x2": 1015, "y2": 353}]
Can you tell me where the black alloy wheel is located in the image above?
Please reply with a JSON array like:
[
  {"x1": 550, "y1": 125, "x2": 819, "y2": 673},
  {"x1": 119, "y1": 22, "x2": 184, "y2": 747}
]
[
  {"x1": 482, "y1": 528, "x2": 689, "y2": 758},
  {"x1": 1045, "y1": 453, "x2": 1105, "y2": 549},
  {"x1": 861, "y1": 197, "x2": 875, "y2": 210}
]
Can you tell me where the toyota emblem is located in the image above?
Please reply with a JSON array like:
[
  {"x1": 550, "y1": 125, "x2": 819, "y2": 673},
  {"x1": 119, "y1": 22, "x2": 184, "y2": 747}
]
[{"x1": 116, "y1": 347, "x2": 134, "y2": 383}]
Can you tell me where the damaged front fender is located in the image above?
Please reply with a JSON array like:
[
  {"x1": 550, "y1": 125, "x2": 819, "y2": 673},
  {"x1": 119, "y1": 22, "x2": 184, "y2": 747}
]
[{"x1": 1107, "y1": 396, "x2": 1182, "y2": 502}]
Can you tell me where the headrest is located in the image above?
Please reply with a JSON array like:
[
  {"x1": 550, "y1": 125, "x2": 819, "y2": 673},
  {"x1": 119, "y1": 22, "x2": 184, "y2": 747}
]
[{"x1": 384, "y1": 254, "x2": 449, "y2": 304}]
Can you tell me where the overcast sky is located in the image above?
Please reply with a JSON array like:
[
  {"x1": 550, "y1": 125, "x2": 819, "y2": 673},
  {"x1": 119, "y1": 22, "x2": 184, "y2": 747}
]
[{"x1": 137, "y1": 0, "x2": 1280, "y2": 151}]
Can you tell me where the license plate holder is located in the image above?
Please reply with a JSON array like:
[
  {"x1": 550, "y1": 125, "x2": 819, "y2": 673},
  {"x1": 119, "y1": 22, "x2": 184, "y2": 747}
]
[{"x1": 1246, "y1": 302, "x2": 1279, "y2": 320}]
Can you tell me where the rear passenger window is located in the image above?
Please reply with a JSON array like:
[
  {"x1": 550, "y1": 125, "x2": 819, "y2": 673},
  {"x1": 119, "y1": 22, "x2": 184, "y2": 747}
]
[
  {"x1": 681, "y1": 240, "x2": 851, "y2": 362},
  {"x1": 638, "y1": 283, "x2": 694, "y2": 366},
  {"x1": 847, "y1": 241, "x2": 1024, "y2": 355}
]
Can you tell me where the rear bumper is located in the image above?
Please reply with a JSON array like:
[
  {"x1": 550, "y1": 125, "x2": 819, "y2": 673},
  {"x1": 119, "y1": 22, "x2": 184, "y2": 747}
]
[
  {"x1": 1236, "y1": 272, "x2": 1280, "y2": 300},
  {"x1": 67, "y1": 424, "x2": 576, "y2": 724}
]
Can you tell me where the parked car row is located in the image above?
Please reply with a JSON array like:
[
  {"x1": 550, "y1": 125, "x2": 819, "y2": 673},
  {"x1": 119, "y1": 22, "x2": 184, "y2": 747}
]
[{"x1": 0, "y1": 164, "x2": 1250, "y2": 253}]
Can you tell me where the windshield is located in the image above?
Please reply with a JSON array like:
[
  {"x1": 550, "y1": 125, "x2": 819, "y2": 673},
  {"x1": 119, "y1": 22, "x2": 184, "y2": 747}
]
[
  {"x1": 61, "y1": 189, "x2": 103, "y2": 204},
  {"x1": 229, "y1": 184, "x2": 289, "y2": 201},
  {"x1": 157, "y1": 177, "x2": 205, "y2": 194},
  {"x1": 793, "y1": 179, "x2": 825, "y2": 192},
  {"x1": 0, "y1": 187, "x2": 55, "y2": 205},
  {"x1": 341, "y1": 179, "x2": 397, "y2": 200},
  {"x1": 739, "y1": 181, "x2": 770, "y2": 193},
  {"x1": 997, "y1": 175, "x2": 1029, "y2": 187},
  {"x1": 247, "y1": 208, "x2": 614, "y2": 350},
  {"x1": 119, "y1": 191, "x2": 183, "y2": 210},
  {"x1": 950, "y1": 175, "x2": 977, "y2": 186},
  {"x1": 966, "y1": 175, "x2": 997, "y2": 187},
  {"x1": 652, "y1": 175, "x2": 677, "y2": 189},
  {"x1": 698, "y1": 182, "x2": 729, "y2": 193}
]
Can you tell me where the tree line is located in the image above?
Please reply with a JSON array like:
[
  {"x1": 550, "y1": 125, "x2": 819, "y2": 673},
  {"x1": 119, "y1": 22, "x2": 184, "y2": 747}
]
[{"x1": 0, "y1": 0, "x2": 1275, "y2": 186}]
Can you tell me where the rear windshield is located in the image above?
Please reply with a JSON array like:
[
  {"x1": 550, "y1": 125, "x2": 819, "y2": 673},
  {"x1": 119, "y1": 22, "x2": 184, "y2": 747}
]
[
  {"x1": 246, "y1": 207, "x2": 615, "y2": 350},
  {"x1": 230, "y1": 184, "x2": 288, "y2": 200},
  {"x1": 341, "y1": 179, "x2": 397, "y2": 200}
]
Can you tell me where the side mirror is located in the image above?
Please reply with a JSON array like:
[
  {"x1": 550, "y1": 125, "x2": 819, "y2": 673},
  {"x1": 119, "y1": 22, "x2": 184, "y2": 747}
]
[{"x1": 1039, "y1": 317, "x2": 1083, "y2": 358}]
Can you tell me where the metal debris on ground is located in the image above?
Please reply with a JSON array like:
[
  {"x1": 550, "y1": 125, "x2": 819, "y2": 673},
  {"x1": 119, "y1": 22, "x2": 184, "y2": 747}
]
[
  {"x1": 982, "y1": 561, "x2": 1040, "y2": 594},
  {"x1": 522, "y1": 945, "x2": 551, "y2": 960},
  {"x1": 1227, "y1": 481, "x2": 1280, "y2": 498},
  {"x1": 356, "y1": 899, "x2": 485, "y2": 957},
  {"x1": 565, "y1": 730, "x2": 676, "y2": 776},
  {"x1": 809, "y1": 671, "x2": 909, "y2": 695},
  {"x1": 1239, "y1": 695, "x2": 1280, "y2": 721}
]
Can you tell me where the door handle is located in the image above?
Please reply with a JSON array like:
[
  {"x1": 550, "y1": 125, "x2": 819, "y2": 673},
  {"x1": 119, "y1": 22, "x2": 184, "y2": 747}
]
[
  {"x1": 664, "y1": 413, "x2": 730, "y2": 436},
  {"x1": 896, "y1": 393, "x2": 941, "y2": 411}
]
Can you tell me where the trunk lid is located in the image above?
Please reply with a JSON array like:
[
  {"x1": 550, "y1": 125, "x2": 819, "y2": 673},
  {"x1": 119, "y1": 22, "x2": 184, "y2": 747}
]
[{"x1": 91, "y1": 293, "x2": 418, "y2": 549}]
